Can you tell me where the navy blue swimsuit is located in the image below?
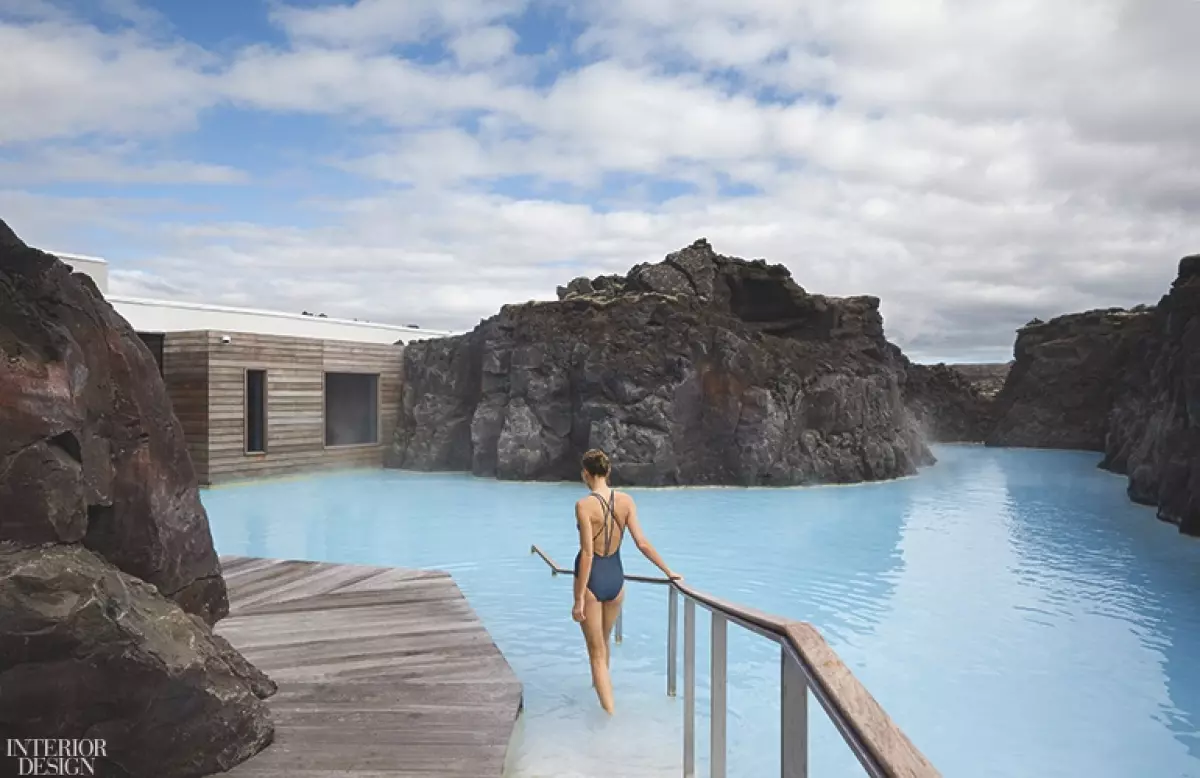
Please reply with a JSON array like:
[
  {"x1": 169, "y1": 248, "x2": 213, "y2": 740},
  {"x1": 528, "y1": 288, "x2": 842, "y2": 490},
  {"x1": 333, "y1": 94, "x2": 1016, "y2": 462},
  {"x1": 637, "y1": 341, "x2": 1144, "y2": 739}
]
[{"x1": 574, "y1": 490, "x2": 625, "y2": 602}]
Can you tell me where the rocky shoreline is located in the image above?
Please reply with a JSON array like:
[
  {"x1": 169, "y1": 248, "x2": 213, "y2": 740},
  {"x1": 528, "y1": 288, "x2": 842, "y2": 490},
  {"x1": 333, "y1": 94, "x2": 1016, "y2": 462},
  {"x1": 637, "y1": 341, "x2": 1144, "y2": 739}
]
[
  {"x1": 985, "y1": 256, "x2": 1200, "y2": 535},
  {"x1": 390, "y1": 239, "x2": 1000, "y2": 487}
]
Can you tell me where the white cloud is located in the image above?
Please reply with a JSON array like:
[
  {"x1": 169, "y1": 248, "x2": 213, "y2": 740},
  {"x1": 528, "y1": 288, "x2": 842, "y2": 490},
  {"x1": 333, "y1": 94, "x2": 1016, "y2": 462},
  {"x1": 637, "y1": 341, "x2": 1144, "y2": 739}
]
[
  {"x1": 0, "y1": 188, "x2": 197, "y2": 262},
  {"x1": 221, "y1": 44, "x2": 532, "y2": 123},
  {"x1": 449, "y1": 24, "x2": 517, "y2": 67},
  {"x1": 2, "y1": 0, "x2": 1199, "y2": 360},
  {"x1": 0, "y1": 145, "x2": 248, "y2": 185},
  {"x1": 0, "y1": 17, "x2": 217, "y2": 143}
]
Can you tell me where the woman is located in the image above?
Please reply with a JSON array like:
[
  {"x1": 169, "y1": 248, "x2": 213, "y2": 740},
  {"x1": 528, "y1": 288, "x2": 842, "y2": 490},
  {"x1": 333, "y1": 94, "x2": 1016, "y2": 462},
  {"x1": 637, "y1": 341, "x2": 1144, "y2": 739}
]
[{"x1": 572, "y1": 448, "x2": 680, "y2": 714}]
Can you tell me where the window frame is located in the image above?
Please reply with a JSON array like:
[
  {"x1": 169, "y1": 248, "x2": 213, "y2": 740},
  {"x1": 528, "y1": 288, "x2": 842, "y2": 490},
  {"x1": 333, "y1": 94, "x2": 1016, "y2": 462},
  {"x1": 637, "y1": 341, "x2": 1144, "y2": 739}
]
[
  {"x1": 322, "y1": 370, "x2": 381, "y2": 449},
  {"x1": 244, "y1": 368, "x2": 268, "y2": 455}
]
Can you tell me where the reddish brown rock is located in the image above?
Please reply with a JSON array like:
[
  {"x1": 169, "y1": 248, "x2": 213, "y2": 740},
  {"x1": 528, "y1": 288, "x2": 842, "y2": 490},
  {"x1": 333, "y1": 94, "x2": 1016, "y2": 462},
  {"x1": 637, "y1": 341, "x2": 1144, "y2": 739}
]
[{"x1": 0, "y1": 219, "x2": 227, "y2": 623}]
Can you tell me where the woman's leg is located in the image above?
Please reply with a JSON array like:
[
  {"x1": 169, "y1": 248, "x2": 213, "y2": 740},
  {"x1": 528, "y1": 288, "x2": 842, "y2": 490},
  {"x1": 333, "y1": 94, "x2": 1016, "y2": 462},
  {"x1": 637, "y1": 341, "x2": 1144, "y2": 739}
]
[
  {"x1": 579, "y1": 590, "x2": 615, "y2": 713},
  {"x1": 601, "y1": 587, "x2": 625, "y2": 668}
]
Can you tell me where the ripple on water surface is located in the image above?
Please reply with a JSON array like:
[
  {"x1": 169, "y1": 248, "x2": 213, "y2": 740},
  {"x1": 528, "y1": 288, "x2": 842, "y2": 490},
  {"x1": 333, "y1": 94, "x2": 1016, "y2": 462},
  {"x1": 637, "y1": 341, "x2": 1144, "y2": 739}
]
[{"x1": 202, "y1": 445, "x2": 1200, "y2": 778}]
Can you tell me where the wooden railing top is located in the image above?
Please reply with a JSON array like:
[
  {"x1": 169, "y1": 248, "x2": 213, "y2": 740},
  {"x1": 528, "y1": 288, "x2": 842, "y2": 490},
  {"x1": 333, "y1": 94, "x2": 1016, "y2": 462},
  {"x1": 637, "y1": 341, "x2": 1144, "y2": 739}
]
[{"x1": 530, "y1": 544, "x2": 940, "y2": 778}]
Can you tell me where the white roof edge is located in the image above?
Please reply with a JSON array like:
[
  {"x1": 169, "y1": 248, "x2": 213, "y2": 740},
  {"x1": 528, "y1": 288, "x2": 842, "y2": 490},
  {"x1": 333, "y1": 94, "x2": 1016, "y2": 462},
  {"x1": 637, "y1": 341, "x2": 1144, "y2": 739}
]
[
  {"x1": 107, "y1": 295, "x2": 454, "y2": 337},
  {"x1": 49, "y1": 251, "x2": 108, "y2": 264}
]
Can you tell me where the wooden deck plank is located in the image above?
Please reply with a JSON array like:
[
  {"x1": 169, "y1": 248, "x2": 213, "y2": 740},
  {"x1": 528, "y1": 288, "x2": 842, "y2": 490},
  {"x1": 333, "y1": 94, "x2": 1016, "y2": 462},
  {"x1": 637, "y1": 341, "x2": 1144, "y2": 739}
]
[
  {"x1": 333, "y1": 567, "x2": 445, "y2": 592},
  {"x1": 230, "y1": 566, "x2": 402, "y2": 613},
  {"x1": 216, "y1": 556, "x2": 523, "y2": 777},
  {"x1": 220, "y1": 556, "x2": 282, "y2": 581}
]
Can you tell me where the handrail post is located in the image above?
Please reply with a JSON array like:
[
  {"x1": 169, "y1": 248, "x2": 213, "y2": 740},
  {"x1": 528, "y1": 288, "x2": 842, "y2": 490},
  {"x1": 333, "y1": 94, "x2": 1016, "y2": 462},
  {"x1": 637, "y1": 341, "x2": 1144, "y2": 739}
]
[
  {"x1": 667, "y1": 586, "x2": 678, "y2": 697},
  {"x1": 781, "y1": 649, "x2": 808, "y2": 778},
  {"x1": 615, "y1": 610, "x2": 623, "y2": 644},
  {"x1": 683, "y1": 597, "x2": 696, "y2": 777},
  {"x1": 711, "y1": 613, "x2": 728, "y2": 778}
]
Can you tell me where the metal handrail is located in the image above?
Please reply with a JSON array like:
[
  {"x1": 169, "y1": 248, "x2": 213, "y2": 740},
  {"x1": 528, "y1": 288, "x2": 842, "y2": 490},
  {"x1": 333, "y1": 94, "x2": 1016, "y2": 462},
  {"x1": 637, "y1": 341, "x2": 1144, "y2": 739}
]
[
  {"x1": 532, "y1": 544, "x2": 668, "y2": 584},
  {"x1": 531, "y1": 544, "x2": 940, "y2": 778}
]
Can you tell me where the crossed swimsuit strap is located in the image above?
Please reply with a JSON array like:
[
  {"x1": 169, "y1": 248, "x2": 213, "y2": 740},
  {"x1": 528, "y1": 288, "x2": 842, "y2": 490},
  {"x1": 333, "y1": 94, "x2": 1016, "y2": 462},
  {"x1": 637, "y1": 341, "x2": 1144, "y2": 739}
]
[{"x1": 590, "y1": 490, "x2": 620, "y2": 556}]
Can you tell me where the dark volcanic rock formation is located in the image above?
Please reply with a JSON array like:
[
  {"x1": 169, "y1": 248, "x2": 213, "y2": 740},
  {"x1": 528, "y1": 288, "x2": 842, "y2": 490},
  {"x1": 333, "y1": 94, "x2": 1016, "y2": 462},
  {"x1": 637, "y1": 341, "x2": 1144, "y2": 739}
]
[
  {"x1": 903, "y1": 361, "x2": 1001, "y2": 442},
  {"x1": 0, "y1": 546, "x2": 274, "y2": 778},
  {"x1": 987, "y1": 307, "x2": 1155, "y2": 450},
  {"x1": 0, "y1": 220, "x2": 227, "y2": 623},
  {"x1": 949, "y1": 362, "x2": 1011, "y2": 397},
  {"x1": 391, "y1": 239, "x2": 937, "y2": 486},
  {"x1": 0, "y1": 219, "x2": 274, "y2": 775},
  {"x1": 1100, "y1": 256, "x2": 1200, "y2": 534},
  {"x1": 985, "y1": 253, "x2": 1200, "y2": 534}
]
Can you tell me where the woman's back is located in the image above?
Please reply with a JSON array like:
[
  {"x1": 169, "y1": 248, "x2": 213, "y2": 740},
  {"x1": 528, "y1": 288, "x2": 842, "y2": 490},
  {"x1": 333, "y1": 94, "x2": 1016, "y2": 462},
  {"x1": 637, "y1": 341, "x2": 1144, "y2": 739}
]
[{"x1": 578, "y1": 489, "x2": 629, "y2": 557}]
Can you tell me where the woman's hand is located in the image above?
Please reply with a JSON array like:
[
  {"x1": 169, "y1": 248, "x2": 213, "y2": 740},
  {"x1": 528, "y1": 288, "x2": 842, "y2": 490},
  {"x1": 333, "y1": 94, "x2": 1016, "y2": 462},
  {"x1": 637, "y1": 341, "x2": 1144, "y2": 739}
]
[
  {"x1": 572, "y1": 599, "x2": 586, "y2": 622},
  {"x1": 667, "y1": 570, "x2": 683, "y2": 582}
]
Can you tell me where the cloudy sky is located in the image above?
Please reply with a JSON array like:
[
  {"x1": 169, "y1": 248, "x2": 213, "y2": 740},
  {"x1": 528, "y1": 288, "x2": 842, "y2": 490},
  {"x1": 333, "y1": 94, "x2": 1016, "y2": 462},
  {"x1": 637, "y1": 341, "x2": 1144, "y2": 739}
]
[{"x1": 2, "y1": 0, "x2": 1198, "y2": 361}]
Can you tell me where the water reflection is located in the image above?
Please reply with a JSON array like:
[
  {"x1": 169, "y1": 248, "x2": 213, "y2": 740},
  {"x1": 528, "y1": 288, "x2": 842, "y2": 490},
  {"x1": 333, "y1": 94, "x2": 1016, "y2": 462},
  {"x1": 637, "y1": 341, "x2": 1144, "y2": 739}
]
[{"x1": 993, "y1": 447, "x2": 1200, "y2": 768}]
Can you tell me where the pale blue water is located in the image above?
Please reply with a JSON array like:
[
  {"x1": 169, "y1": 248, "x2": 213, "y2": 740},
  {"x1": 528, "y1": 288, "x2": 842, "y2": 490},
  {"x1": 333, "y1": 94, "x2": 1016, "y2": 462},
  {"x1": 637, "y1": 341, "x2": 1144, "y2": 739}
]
[{"x1": 201, "y1": 445, "x2": 1200, "y2": 778}]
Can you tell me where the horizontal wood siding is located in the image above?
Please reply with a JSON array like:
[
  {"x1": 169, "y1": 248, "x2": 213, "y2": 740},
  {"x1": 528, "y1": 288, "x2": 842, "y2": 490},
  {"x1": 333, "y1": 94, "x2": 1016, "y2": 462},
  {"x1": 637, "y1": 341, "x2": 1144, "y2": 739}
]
[
  {"x1": 202, "y1": 332, "x2": 403, "y2": 484},
  {"x1": 324, "y1": 340, "x2": 403, "y2": 463},
  {"x1": 162, "y1": 331, "x2": 211, "y2": 484}
]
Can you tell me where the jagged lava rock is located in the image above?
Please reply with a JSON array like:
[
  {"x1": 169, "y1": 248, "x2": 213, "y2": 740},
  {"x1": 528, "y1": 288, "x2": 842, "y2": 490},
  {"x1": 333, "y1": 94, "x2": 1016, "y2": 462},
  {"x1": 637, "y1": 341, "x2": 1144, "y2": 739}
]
[
  {"x1": 1101, "y1": 255, "x2": 1200, "y2": 534},
  {"x1": 391, "y1": 239, "x2": 935, "y2": 486},
  {"x1": 0, "y1": 545, "x2": 273, "y2": 778},
  {"x1": 903, "y1": 361, "x2": 1002, "y2": 442},
  {"x1": 986, "y1": 307, "x2": 1155, "y2": 450},
  {"x1": 948, "y1": 362, "x2": 1012, "y2": 398},
  {"x1": 0, "y1": 219, "x2": 227, "y2": 623}
]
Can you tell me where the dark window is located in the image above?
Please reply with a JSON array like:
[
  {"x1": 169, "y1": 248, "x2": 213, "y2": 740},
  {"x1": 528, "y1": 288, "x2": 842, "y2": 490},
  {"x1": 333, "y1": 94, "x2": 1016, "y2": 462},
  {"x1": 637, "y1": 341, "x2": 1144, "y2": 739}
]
[
  {"x1": 245, "y1": 369, "x2": 267, "y2": 453},
  {"x1": 324, "y1": 373, "x2": 379, "y2": 446},
  {"x1": 137, "y1": 332, "x2": 164, "y2": 375}
]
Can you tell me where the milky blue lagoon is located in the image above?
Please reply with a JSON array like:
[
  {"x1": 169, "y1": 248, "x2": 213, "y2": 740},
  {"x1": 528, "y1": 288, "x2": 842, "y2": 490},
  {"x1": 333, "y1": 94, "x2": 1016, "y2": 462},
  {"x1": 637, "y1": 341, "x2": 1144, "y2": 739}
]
[{"x1": 202, "y1": 446, "x2": 1200, "y2": 778}]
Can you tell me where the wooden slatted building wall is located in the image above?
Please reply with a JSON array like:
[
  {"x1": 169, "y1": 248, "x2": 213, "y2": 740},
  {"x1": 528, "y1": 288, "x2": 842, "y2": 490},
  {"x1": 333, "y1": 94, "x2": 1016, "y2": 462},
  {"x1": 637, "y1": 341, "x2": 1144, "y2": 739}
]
[
  {"x1": 160, "y1": 331, "x2": 404, "y2": 485},
  {"x1": 162, "y1": 331, "x2": 211, "y2": 483}
]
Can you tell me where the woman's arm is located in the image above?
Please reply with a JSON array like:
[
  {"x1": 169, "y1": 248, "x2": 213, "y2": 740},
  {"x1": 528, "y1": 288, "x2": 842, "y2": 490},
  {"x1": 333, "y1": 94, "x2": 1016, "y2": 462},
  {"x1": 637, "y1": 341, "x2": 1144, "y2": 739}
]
[
  {"x1": 624, "y1": 500, "x2": 680, "y2": 579},
  {"x1": 573, "y1": 501, "x2": 593, "y2": 621}
]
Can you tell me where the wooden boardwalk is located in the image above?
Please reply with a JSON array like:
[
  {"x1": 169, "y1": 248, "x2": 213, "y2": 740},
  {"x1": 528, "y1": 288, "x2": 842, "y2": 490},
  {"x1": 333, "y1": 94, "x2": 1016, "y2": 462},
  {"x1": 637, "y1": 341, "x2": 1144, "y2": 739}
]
[{"x1": 215, "y1": 556, "x2": 524, "y2": 777}]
